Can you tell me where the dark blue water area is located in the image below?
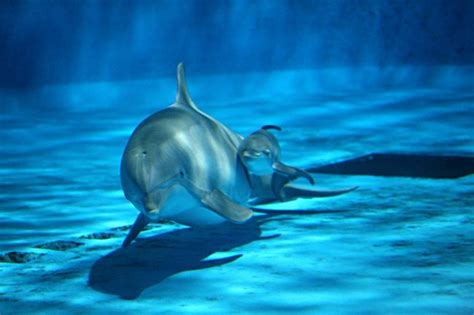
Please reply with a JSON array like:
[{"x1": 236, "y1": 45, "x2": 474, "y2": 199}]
[
  {"x1": 0, "y1": 1, "x2": 473, "y2": 314},
  {"x1": 1, "y1": 0, "x2": 474, "y2": 88}
]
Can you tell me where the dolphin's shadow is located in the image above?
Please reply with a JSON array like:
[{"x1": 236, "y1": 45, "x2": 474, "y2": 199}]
[{"x1": 88, "y1": 210, "x2": 337, "y2": 299}]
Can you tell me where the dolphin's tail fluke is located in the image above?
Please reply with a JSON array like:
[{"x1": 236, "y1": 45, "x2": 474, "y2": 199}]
[
  {"x1": 249, "y1": 184, "x2": 358, "y2": 206},
  {"x1": 283, "y1": 185, "x2": 358, "y2": 199}
]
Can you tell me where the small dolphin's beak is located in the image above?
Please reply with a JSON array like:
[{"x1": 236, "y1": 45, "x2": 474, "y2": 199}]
[{"x1": 272, "y1": 161, "x2": 315, "y2": 185}]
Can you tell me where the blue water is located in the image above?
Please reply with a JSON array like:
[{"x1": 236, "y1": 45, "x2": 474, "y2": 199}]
[{"x1": 1, "y1": 1, "x2": 473, "y2": 314}]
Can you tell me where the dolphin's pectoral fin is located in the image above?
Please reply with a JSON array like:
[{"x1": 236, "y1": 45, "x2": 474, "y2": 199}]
[
  {"x1": 281, "y1": 185, "x2": 358, "y2": 201},
  {"x1": 272, "y1": 161, "x2": 315, "y2": 185},
  {"x1": 122, "y1": 213, "x2": 149, "y2": 247},
  {"x1": 201, "y1": 189, "x2": 253, "y2": 223}
]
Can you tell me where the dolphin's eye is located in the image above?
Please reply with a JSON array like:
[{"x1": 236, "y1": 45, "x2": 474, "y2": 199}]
[
  {"x1": 252, "y1": 150, "x2": 262, "y2": 157},
  {"x1": 242, "y1": 150, "x2": 259, "y2": 157},
  {"x1": 263, "y1": 149, "x2": 271, "y2": 156}
]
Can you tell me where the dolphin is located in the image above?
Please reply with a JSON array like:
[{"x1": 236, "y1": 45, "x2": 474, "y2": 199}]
[{"x1": 120, "y1": 63, "x2": 356, "y2": 247}]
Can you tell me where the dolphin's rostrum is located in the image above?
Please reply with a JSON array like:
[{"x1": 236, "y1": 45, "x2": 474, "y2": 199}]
[{"x1": 120, "y1": 63, "x2": 356, "y2": 247}]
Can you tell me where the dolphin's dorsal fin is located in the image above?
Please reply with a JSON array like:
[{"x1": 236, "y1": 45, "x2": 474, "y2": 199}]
[{"x1": 175, "y1": 63, "x2": 198, "y2": 111}]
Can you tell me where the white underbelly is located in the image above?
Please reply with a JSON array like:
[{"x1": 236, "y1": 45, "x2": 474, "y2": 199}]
[{"x1": 169, "y1": 206, "x2": 226, "y2": 226}]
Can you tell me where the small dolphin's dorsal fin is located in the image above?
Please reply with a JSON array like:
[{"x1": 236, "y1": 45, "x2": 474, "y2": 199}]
[
  {"x1": 262, "y1": 125, "x2": 282, "y2": 132},
  {"x1": 175, "y1": 63, "x2": 198, "y2": 111}
]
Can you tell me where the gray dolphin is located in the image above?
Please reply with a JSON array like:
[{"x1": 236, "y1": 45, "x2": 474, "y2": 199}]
[{"x1": 120, "y1": 63, "x2": 356, "y2": 247}]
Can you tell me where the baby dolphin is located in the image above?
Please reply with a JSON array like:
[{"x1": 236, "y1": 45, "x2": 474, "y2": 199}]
[{"x1": 120, "y1": 63, "x2": 356, "y2": 247}]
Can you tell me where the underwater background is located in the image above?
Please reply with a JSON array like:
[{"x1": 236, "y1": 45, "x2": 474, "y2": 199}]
[{"x1": 1, "y1": 0, "x2": 473, "y2": 313}]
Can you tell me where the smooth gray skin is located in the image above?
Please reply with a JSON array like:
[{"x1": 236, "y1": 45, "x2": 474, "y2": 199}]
[{"x1": 120, "y1": 63, "x2": 356, "y2": 247}]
